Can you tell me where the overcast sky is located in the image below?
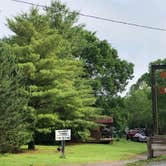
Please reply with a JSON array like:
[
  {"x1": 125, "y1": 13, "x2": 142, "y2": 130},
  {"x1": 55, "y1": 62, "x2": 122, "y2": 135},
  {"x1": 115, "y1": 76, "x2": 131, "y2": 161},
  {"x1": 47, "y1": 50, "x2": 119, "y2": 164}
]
[{"x1": 1, "y1": 0, "x2": 166, "y2": 94}]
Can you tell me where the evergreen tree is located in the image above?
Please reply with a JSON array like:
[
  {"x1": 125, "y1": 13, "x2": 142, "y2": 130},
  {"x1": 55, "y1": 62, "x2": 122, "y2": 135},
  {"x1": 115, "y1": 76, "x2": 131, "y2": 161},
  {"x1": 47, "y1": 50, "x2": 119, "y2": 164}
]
[
  {"x1": 7, "y1": 8, "x2": 99, "y2": 144},
  {"x1": 0, "y1": 43, "x2": 32, "y2": 153}
]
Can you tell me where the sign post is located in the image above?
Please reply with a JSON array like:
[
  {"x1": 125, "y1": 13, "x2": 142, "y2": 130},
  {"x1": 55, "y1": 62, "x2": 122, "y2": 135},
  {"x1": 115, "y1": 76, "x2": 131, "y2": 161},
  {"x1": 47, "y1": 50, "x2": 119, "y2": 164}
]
[
  {"x1": 160, "y1": 71, "x2": 166, "y2": 78},
  {"x1": 61, "y1": 140, "x2": 65, "y2": 158},
  {"x1": 159, "y1": 87, "x2": 166, "y2": 94},
  {"x1": 159, "y1": 71, "x2": 166, "y2": 94},
  {"x1": 151, "y1": 65, "x2": 166, "y2": 135},
  {"x1": 55, "y1": 129, "x2": 71, "y2": 158}
]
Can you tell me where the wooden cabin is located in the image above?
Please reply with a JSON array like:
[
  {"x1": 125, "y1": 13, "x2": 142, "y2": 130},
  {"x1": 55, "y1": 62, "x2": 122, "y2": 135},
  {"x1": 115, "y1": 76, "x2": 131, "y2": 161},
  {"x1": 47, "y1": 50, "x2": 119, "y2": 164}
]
[{"x1": 90, "y1": 117, "x2": 113, "y2": 143}]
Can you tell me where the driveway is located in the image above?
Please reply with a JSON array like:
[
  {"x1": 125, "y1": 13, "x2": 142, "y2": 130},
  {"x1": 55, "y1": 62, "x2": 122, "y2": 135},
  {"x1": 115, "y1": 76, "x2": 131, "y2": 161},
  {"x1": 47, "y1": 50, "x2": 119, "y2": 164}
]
[
  {"x1": 74, "y1": 159, "x2": 166, "y2": 166},
  {"x1": 69, "y1": 151, "x2": 166, "y2": 166},
  {"x1": 147, "y1": 161, "x2": 166, "y2": 166},
  {"x1": 68, "y1": 154, "x2": 147, "y2": 166}
]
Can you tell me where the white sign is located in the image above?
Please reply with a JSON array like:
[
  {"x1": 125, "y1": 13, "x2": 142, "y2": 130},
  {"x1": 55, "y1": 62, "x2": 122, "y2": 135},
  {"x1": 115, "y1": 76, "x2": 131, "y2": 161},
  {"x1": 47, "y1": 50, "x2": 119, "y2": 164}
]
[{"x1": 55, "y1": 129, "x2": 71, "y2": 141}]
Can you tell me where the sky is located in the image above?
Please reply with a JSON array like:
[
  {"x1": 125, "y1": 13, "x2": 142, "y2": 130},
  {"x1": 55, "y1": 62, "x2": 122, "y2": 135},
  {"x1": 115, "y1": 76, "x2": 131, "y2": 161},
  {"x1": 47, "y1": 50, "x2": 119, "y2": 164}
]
[{"x1": 1, "y1": 0, "x2": 166, "y2": 94}]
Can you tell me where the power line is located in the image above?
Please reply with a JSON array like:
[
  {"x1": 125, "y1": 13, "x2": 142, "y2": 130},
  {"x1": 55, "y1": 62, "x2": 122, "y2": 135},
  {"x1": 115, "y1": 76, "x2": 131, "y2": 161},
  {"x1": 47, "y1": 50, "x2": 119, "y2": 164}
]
[
  {"x1": 79, "y1": 13, "x2": 166, "y2": 32},
  {"x1": 12, "y1": 0, "x2": 166, "y2": 32},
  {"x1": 12, "y1": 0, "x2": 46, "y2": 8}
]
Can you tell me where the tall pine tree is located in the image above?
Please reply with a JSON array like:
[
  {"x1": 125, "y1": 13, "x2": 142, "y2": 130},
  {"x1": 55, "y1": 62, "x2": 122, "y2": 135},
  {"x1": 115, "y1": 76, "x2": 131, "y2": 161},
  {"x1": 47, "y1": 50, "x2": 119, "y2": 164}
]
[
  {"x1": 0, "y1": 43, "x2": 33, "y2": 152},
  {"x1": 7, "y1": 8, "x2": 99, "y2": 145}
]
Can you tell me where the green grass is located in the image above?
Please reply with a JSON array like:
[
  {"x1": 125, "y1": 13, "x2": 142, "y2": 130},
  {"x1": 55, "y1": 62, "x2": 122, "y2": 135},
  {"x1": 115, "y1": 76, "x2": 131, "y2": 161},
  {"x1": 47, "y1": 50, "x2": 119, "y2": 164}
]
[
  {"x1": 0, "y1": 140, "x2": 147, "y2": 166},
  {"x1": 126, "y1": 155, "x2": 166, "y2": 166}
]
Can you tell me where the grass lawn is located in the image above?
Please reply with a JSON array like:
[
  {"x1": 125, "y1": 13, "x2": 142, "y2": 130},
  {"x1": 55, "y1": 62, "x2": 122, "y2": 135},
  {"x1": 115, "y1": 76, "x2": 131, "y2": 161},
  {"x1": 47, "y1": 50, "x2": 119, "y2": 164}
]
[{"x1": 0, "y1": 139, "x2": 147, "y2": 166}]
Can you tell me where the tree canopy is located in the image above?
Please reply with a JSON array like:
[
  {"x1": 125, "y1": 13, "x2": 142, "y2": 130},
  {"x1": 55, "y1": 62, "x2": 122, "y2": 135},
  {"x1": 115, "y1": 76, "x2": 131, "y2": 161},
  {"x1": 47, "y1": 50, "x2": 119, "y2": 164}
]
[
  {"x1": 0, "y1": 0, "x2": 134, "y2": 151},
  {"x1": 46, "y1": 2, "x2": 134, "y2": 114}
]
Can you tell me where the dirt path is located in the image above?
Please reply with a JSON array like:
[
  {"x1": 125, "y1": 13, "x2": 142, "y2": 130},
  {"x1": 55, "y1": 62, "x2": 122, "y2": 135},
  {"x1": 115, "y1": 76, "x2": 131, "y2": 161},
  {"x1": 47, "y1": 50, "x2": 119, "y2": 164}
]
[
  {"x1": 147, "y1": 161, "x2": 166, "y2": 166},
  {"x1": 67, "y1": 154, "x2": 147, "y2": 166},
  {"x1": 69, "y1": 152, "x2": 166, "y2": 166},
  {"x1": 79, "y1": 149, "x2": 166, "y2": 166},
  {"x1": 63, "y1": 147, "x2": 166, "y2": 166}
]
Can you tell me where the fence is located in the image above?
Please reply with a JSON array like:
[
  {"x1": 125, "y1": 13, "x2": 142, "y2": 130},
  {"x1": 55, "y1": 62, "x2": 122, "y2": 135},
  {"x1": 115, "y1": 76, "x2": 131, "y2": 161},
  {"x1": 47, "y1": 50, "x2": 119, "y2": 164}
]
[{"x1": 147, "y1": 135, "x2": 166, "y2": 159}]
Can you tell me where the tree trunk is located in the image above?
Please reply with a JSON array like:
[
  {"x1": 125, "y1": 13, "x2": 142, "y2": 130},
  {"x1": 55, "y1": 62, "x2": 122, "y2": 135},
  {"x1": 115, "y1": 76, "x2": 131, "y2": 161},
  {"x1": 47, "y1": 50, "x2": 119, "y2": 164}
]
[{"x1": 28, "y1": 141, "x2": 35, "y2": 150}]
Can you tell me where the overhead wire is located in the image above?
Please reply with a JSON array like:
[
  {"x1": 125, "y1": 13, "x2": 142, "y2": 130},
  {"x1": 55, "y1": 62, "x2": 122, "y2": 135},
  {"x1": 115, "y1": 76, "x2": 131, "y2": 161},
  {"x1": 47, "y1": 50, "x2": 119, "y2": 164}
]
[{"x1": 11, "y1": 0, "x2": 166, "y2": 32}]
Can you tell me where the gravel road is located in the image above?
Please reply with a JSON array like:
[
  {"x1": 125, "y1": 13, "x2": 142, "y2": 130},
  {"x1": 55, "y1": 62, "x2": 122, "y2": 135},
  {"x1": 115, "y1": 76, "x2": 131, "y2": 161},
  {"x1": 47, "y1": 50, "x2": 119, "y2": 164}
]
[
  {"x1": 67, "y1": 152, "x2": 166, "y2": 166},
  {"x1": 71, "y1": 159, "x2": 166, "y2": 166},
  {"x1": 67, "y1": 154, "x2": 147, "y2": 166},
  {"x1": 147, "y1": 161, "x2": 166, "y2": 166},
  {"x1": 66, "y1": 149, "x2": 166, "y2": 166}
]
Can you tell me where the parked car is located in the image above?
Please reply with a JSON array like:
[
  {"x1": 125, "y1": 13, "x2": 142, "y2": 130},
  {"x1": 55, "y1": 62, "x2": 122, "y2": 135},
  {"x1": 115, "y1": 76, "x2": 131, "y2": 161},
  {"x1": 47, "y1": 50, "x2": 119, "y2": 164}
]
[
  {"x1": 133, "y1": 132, "x2": 147, "y2": 142},
  {"x1": 126, "y1": 129, "x2": 139, "y2": 140},
  {"x1": 126, "y1": 128, "x2": 147, "y2": 142}
]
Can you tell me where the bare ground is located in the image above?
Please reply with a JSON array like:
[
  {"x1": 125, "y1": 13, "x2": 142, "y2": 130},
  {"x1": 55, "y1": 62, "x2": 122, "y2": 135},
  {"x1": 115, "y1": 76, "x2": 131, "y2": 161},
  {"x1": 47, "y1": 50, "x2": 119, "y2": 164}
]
[
  {"x1": 68, "y1": 151, "x2": 166, "y2": 166},
  {"x1": 66, "y1": 153, "x2": 147, "y2": 166}
]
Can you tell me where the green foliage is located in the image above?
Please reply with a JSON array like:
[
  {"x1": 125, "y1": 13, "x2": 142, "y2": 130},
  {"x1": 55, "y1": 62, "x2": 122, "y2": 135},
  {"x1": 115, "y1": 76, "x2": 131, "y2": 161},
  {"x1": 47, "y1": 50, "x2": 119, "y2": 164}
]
[
  {"x1": 79, "y1": 32, "x2": 134, "y2": 117},
  {"x1": 0, "y1": 0, "x2": 134, "y2": 148},
  {"x1": 6, "y1": 7, "x2": 99, "y2": 143},
  {"x1": 125, "y1": 86, "x2": 152, "y2": 129},
  {"x1": 80, "y1": 36, "x2": 134, "y2": 95},
  {"x1": 45, "y1": 1, "x2": 134, "y2": 117},
  {"x1": 110, "y1": 97, "x2": 128, "y2": 130},
  {"x1": 0, "y1": 43, "x2": 32, "y2": 153},
  {"x1": 130, "y1": 58, "x2": 166, "y2": 133}
]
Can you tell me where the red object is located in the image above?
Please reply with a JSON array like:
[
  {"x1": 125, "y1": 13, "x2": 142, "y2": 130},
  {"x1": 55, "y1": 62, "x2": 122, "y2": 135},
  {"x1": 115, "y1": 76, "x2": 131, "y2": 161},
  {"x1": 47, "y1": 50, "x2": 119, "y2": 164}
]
[
  {"x1": 126, "y1": 129, "x2": 139, "y2": 140},
  {"x1": 160, "y1": 71, "x2": 166, "y2": 78},
  {"x1": 159, "y1": 87, "x2": 166, "y2": 94},
  {"x1": 96, "y1": 118, "x2": 113, "y2": 124}
]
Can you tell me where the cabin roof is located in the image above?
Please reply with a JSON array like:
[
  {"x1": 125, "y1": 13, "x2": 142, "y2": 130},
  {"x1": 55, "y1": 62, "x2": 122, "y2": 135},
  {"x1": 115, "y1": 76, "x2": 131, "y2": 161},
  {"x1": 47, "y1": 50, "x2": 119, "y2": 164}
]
[{"x1": 96, "y1": 117, "x2": 113, "y2": 124}]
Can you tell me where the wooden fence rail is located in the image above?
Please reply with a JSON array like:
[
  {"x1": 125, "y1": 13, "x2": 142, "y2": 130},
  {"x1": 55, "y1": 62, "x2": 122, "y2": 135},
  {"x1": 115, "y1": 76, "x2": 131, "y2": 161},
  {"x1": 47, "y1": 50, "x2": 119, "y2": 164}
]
[{"x1": 147, "y1": 135, "x2": 166, "y2": 159}]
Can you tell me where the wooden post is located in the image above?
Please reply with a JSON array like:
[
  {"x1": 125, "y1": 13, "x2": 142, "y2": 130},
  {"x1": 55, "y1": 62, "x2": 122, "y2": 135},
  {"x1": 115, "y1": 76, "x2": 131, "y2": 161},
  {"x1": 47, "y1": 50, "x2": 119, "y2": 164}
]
[
  {"x1": 151, "y1": 64, "x2": 166, "y2": 135},
  {"x1": 151, "y1": 65, "x2": 158, "y2": 135},
  {"x1": 147, "y1": 137, "x2": 153, "y2": 159},
  {"x1": 60, "y1": 140, "x2": 65, "y2": 158}
]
